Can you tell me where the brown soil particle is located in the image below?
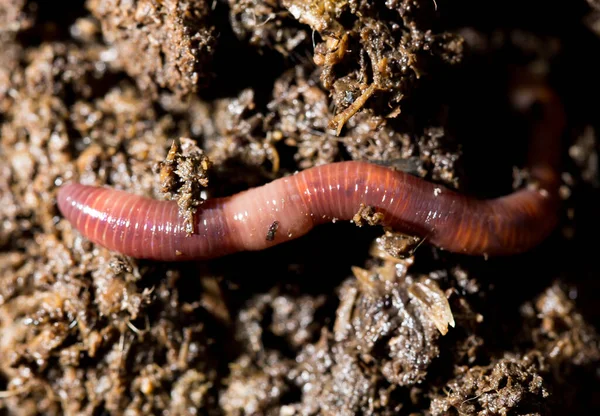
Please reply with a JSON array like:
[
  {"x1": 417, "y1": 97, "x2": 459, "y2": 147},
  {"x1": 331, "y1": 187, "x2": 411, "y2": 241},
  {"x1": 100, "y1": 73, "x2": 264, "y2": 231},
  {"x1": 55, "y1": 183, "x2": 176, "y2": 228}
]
[
  {"x1": 352, "y1": 203, "x2": 385, "y2": 227},
  {"x1": 266, "y1": 220, "x2": 279, "y2": 241},
  {"x1": 2, "y1": 0, "x2": 600, "y2": 414}
]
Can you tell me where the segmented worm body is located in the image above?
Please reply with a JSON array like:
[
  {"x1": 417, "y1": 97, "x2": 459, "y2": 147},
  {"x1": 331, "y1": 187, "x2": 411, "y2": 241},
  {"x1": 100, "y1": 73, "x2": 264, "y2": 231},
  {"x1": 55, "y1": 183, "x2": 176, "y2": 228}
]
[{"x1": 58, "y1": 86, "x2": 565, "y2": 261}]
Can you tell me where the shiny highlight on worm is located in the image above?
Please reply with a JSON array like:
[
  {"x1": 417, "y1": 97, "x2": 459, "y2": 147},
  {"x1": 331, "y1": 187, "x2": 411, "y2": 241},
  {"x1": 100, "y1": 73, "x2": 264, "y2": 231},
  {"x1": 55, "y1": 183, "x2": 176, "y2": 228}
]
[{"x1": 57, "y1": 85, "x2": 565, "y2": 261}]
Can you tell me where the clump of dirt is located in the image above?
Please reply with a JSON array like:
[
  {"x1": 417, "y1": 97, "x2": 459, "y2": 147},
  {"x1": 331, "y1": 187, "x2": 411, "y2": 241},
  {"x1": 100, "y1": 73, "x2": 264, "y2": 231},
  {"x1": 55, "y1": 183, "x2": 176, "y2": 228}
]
[
  {"x1": 431, "y1": 282, "x2": 600, "y2": 415},
  {"x1": 157, "y1": 138, "x2": 212, "y2": 235},
  {"x1": 375, "y1": 230, "x2": 423, "y2": 259},
  {"x1": 521, "y1": 283, "x2": 600, "y2": 371},
  {"x1": 1, "y1": 0, "x2": 600, "y2": 415},
  {"x1": 282, "y1": 0, "x2": 463, "y2": 134},
  {"x1": 88, "y1": 0, "x2": 216, "y2": 97},
  {"x1": 352, "y1": 203, "x2": 385, "y2": 227},
  {"x1": 228, "y1": 0, "x2": 310, "y2": 56},
  {"x1": 0, "y1": 0, "x2": 34, "y2": 33},
  {"x1": 430, "y1": 354, "x2": 550, "y2": 415}
]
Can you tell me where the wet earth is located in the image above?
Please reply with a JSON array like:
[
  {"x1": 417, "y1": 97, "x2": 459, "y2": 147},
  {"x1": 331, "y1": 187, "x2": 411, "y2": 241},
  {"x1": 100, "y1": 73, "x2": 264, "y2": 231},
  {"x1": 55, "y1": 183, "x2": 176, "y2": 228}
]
[{"x1": 1, "y1": 0, "x2": 599, "y2": 415}]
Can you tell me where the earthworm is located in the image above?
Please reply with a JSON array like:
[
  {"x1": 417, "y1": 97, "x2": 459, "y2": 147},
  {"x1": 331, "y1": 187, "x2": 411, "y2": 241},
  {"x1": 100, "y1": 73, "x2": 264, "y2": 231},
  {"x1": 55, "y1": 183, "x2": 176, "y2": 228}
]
[{"x1": 57, "y1": 85, "x2": 565, "y2": 261}]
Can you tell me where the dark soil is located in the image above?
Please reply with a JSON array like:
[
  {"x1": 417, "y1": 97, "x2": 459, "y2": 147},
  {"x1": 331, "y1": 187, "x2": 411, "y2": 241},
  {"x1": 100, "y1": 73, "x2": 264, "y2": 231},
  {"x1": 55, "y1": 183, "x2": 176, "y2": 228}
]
[{"x1": 1, "y1": 0, "x2": 599, "y2": 415}]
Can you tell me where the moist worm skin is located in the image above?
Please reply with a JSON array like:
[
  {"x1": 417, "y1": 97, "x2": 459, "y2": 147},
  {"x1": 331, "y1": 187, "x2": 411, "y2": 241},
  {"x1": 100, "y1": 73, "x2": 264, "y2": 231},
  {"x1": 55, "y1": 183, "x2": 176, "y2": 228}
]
[{"x1": 57, "y1": 87, "x2": 565, "y2": 261}]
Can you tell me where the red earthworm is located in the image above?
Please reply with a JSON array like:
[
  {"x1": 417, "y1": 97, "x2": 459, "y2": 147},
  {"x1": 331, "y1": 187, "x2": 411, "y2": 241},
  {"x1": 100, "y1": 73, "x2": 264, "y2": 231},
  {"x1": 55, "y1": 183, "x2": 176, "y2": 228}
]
[{"x1": 57, "y1": 84, "x2": 565, "y2": 261}]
